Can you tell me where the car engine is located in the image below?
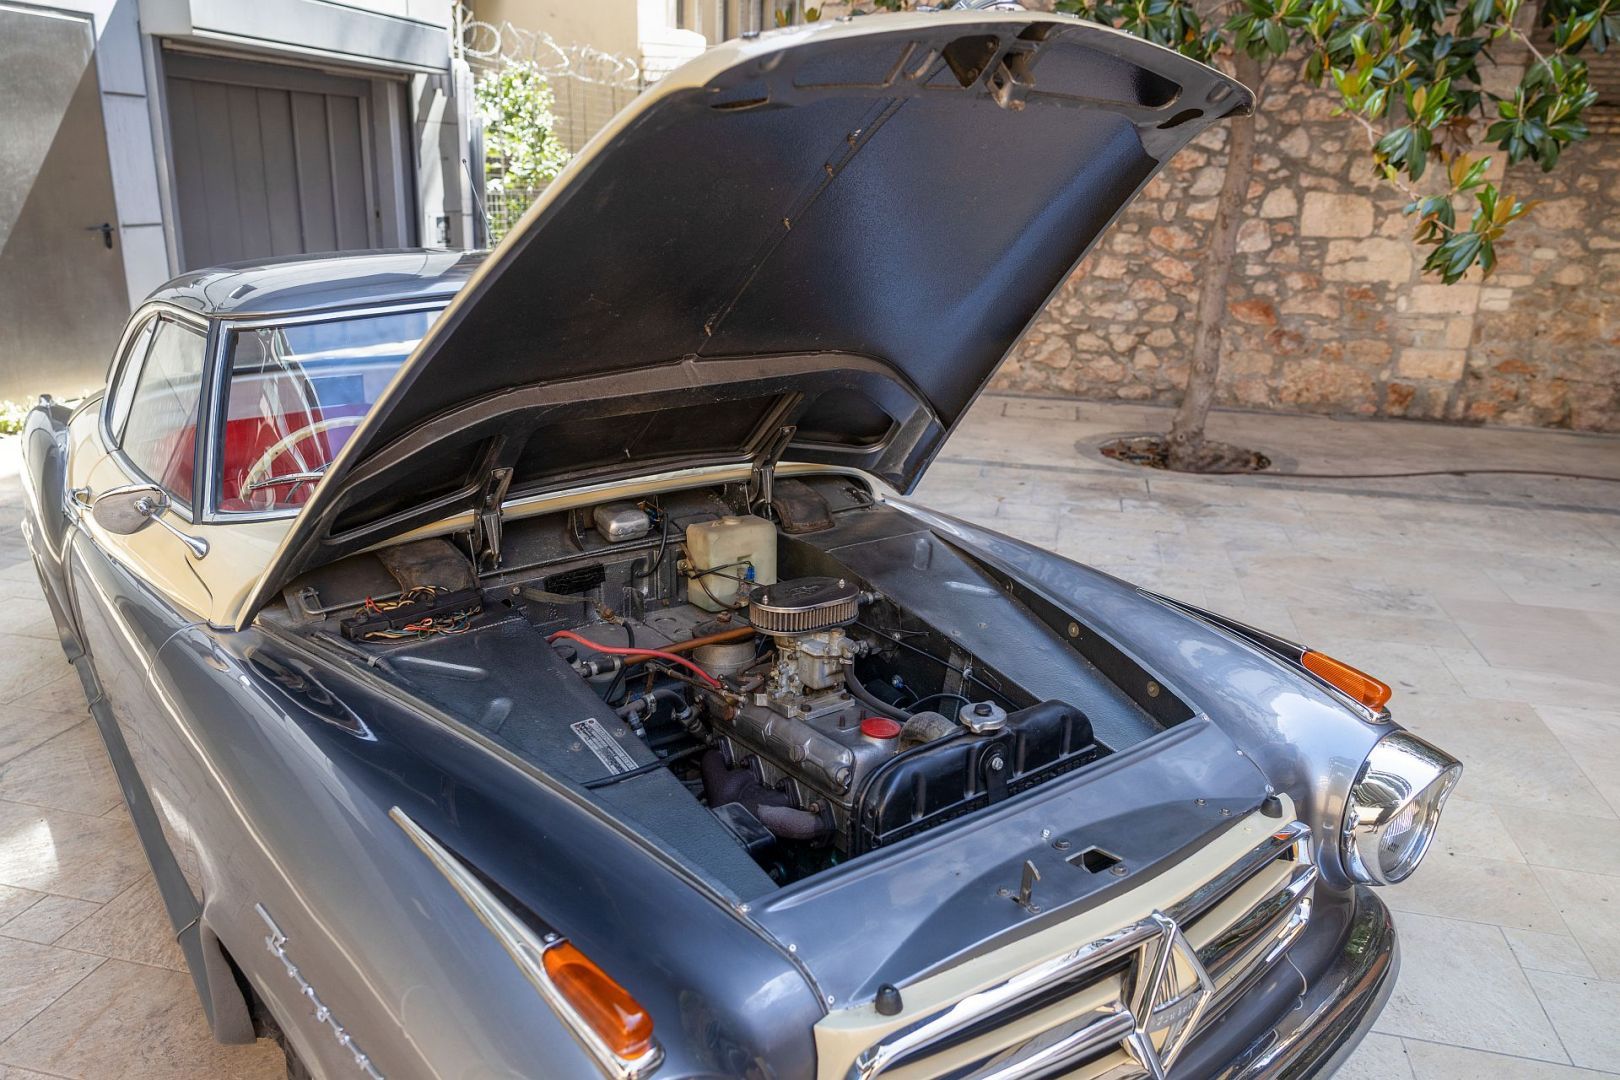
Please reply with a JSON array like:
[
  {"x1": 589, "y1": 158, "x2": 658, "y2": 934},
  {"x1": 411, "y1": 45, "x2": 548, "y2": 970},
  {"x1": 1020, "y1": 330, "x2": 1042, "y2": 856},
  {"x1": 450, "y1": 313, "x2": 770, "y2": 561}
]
[
  {"x1": 696, "y1": 574, "x2": 1104, "y2": 864},
  {"x1": 316, "y1": 486, "x2": 1121, "y2": 886}
]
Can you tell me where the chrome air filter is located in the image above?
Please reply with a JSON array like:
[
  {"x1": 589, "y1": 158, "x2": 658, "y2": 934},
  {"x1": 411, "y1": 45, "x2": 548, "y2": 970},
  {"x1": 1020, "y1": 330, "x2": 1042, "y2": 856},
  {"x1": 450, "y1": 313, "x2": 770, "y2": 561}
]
[{"x1": 748, "y1": 577, "x2": 861, "y2": 635}]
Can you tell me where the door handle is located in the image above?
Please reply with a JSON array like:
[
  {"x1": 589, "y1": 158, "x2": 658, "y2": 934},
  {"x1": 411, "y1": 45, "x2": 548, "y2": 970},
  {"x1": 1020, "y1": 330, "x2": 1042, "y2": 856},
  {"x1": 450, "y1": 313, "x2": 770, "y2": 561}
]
[{"x1": 85, "y1": 223, "x2": 114, "y2": 249}]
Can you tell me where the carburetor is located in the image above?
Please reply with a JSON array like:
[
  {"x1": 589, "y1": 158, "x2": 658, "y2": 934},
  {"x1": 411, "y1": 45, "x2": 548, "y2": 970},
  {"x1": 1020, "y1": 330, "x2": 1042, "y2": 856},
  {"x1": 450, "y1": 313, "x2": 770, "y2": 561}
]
[{"x1": 703, "y1": 577, "x2": 899, "y2": 847}]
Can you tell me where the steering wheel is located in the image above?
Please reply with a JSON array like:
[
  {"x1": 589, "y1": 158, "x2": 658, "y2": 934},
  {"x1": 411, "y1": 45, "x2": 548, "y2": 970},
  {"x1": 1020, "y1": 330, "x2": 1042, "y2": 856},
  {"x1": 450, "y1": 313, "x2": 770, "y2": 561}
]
[{"x1": 239, "y1": 416, "x2": 365, "y2": 500}]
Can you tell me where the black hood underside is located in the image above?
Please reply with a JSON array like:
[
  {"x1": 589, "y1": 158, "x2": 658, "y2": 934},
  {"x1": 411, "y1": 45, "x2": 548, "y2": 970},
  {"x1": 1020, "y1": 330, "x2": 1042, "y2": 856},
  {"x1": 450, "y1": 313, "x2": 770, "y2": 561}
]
[{"x1": 241, "y1": 13, "x2": 1249, "y2": 625}]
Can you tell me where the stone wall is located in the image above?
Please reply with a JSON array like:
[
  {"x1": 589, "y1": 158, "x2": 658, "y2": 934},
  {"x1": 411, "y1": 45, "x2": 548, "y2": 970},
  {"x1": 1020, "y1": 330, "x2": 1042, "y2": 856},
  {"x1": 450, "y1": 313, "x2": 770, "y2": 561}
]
[{"x1": 993, "y1": 62, "x2": 1620, "y2": 433}]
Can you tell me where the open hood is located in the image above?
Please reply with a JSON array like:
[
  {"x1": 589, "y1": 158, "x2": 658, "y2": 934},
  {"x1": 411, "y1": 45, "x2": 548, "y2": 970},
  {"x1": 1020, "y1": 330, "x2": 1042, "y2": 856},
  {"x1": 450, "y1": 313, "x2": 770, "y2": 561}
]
[{"x1": 239, "y1": 11, "x2": 1249, "y2": 625}]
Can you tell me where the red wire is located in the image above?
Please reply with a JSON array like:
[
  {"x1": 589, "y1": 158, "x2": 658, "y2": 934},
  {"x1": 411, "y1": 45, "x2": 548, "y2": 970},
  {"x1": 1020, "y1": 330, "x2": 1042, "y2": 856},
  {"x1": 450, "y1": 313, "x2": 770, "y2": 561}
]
[{"x1": 547, "y1": 629, "x2": 723, "y2": 689}]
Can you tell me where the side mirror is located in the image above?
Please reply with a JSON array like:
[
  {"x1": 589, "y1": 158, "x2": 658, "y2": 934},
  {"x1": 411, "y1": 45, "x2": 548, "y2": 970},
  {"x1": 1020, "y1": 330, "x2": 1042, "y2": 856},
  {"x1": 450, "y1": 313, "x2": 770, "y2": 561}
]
[{"x1": 89, "y1": 484, "x2": 209, "y2": 559}]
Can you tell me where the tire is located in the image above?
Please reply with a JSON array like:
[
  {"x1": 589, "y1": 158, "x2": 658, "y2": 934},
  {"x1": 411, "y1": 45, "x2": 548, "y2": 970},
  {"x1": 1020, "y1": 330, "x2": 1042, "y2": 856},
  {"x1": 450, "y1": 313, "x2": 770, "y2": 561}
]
[{"x1": 251, "y1": 993, "x2": 315, "y2": 1080}]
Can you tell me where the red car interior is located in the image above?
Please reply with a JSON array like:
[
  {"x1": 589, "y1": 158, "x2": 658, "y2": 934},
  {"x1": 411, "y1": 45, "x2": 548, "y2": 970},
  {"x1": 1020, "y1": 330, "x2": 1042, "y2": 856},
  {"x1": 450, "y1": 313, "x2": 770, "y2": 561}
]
[{"x1": 216, "y1": 402, "x2": 369, "y2": 511}]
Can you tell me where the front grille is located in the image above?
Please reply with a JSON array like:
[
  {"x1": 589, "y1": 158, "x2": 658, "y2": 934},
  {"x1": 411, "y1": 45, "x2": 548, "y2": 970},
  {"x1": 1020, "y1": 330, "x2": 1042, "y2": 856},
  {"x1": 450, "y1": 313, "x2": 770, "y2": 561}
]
[{"x1": 844, "y1": 819, "x2": 1317, "y2": 1080}]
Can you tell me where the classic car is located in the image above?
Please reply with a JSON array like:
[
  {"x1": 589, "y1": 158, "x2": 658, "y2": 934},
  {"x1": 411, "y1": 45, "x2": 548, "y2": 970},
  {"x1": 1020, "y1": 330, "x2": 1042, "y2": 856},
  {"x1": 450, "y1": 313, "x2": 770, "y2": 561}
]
[{"x1": 17, "y1": 11, "x2": 1462, "y2": 1080}]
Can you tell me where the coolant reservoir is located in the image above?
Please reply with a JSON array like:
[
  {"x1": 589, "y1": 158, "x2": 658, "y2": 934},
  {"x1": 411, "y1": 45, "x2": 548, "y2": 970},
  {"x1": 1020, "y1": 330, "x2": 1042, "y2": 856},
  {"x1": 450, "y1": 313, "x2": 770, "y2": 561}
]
[{"x1": 685, "y1": 515, "x2": 777, "y2": 611}]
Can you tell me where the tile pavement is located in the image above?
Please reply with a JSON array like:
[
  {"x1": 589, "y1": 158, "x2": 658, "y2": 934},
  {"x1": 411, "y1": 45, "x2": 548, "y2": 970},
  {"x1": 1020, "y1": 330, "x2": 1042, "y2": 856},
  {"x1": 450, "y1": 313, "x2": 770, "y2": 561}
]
[{"x1": 0, "y1": 394, "x2": 1616, "y2": 1077}]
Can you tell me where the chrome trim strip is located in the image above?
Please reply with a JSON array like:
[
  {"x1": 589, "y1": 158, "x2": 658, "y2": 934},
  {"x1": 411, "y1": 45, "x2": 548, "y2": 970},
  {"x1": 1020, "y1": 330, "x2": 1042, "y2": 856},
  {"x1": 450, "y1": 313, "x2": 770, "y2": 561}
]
[
  {"x1": 1165, "y1": 821, "x2": 1308, "y2": 927},
  {"x1": 389, "y1": 808, "x2": 664, "y2": 1080},
  {"x1": 256, "y1": 904, "x2": 385, "y2": 1080},
  {"x1": 1143, "y1": 593, "x2": 1392, "y2": 724}
]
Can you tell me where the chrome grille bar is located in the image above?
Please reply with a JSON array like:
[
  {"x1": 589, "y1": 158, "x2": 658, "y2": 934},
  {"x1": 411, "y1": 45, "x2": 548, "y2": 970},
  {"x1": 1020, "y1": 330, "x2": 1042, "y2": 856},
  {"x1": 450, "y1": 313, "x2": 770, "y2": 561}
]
[{"x1": 845, "y1": 820, "x2": 1317, "y2": 1080}]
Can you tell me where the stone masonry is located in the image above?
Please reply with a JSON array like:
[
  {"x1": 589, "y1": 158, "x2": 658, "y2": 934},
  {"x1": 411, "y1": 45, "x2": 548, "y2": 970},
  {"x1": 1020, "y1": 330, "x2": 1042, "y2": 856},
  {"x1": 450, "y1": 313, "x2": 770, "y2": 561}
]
[{"x1": 992, "y1": 59, "x2": 1620, "y2": 433}]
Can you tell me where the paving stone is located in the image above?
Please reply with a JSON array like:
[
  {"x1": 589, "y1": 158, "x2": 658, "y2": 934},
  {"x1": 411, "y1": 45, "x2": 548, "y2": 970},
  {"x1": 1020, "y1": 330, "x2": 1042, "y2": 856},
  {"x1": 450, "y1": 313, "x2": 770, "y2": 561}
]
[{"x1": 0, "y1": 960, "x2": 283, "y2": 1079}]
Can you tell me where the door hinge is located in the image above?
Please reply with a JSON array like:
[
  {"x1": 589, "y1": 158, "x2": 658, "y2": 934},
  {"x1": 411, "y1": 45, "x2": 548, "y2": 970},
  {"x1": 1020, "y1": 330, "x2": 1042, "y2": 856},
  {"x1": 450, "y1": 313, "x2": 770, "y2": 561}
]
[
  {"x1": 751, "y1": 424, "x2": 797, "y2": 513},
  {"x1": 473, "y1": 466, "x2": 512, "y2": 570}
]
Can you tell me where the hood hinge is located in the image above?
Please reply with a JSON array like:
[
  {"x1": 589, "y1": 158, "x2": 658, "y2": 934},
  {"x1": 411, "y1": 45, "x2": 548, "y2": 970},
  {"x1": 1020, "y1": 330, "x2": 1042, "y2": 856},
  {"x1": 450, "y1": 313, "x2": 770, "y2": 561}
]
[
  {"x1": 473, "y1": 466, "x2": 513, "y2": 570},
  {"x1": 750, "y1": 424, "x2": 797, "y2": 514}
]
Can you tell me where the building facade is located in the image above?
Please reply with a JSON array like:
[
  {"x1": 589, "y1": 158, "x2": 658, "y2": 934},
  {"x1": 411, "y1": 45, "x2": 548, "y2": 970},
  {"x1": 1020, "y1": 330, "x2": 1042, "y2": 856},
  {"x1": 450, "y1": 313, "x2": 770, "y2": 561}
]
[{"x1": 0, "y1": 0, "x2": 475, "y2": 400}]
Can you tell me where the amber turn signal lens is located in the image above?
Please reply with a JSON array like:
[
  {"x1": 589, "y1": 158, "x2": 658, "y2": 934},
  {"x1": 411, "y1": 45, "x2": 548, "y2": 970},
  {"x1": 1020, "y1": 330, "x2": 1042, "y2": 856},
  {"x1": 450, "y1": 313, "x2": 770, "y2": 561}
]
[
  {"x1": 1302, "y1": 650, "x2": 1392, "y2": 710},
  {"x1": 542, "y1": 942, "x2": 656, "y2": 1060}
]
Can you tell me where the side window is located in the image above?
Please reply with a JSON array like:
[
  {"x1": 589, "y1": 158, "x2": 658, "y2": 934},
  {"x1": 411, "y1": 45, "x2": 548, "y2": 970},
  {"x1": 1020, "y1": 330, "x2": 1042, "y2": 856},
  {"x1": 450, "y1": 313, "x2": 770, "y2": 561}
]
[
  {"x1": 105, "y1": 318, "x2": 157, "y2": 443},
  {"x1": 118, "y1": 319, "x2": 208, "y2": 506}
]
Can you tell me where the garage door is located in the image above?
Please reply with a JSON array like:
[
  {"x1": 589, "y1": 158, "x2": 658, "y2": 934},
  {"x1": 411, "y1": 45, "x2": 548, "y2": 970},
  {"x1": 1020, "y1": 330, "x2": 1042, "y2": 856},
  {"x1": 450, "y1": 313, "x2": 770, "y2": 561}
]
[{"x1": 164, "y1": 53, "x2": 401, "y2": 269}]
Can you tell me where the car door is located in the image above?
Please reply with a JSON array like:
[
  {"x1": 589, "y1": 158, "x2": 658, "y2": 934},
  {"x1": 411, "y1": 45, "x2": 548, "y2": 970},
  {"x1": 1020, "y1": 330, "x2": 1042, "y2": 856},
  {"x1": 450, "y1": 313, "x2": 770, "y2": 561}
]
[{"x1": 68, "y1": 309, "x2": 217, "y2": 905}]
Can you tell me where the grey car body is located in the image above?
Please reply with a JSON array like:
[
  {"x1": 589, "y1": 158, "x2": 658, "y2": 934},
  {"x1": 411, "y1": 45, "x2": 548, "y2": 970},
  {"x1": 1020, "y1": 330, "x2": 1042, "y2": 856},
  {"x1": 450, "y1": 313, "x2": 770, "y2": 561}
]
[{"x1": 17, "y1": 12, "x2": 1458, "y2": 1080}]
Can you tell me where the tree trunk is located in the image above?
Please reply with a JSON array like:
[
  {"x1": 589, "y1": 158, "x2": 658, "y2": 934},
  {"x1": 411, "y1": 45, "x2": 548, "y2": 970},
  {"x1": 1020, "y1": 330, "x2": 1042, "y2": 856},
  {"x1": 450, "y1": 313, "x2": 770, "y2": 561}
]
[{"x1": 1163, "y1": 51, "x2": 1262, "y2": 471}]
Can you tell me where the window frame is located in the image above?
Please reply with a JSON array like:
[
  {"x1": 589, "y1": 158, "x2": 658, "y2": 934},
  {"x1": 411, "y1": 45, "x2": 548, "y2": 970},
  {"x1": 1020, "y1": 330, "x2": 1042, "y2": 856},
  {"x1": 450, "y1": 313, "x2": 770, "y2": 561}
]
[
  {"x1": 100, "y1": 303, "x2": 214, "y2": 523},
  {"x1": 199, "y1": 299, "x2": 446, "y2": 525}
]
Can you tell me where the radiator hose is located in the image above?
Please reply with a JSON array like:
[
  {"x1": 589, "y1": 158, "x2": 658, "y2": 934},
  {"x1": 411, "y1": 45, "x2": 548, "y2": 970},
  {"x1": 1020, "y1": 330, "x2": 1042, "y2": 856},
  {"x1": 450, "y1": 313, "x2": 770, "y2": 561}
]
[{"x1": 846, "y1": 676, "x2": 911, "y2": 723}]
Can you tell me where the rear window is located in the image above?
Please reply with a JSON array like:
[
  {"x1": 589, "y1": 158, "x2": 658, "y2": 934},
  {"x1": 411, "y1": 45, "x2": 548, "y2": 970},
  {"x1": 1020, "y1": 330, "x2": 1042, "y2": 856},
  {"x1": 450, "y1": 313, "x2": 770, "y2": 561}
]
[{"x1": 216, "y1": 307, "x2": 439, "y2": 513}]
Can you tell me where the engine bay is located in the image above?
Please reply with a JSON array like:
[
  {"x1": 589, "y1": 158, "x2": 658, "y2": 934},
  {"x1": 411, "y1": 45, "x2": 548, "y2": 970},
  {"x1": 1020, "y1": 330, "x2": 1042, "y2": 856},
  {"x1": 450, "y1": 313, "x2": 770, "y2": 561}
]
[{"x1": 280, "y1": 475, "x2": 1188, "y2": 891}]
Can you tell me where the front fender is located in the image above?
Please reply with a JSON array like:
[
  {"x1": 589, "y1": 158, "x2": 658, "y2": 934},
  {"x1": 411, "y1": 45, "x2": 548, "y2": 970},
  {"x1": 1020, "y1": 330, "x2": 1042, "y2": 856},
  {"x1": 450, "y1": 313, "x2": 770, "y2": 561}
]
[
  {"x1": 890, "y1": 500, "x2": 1390, "y2": 889},
  {"x1": 19, "y1": 398, "x2": 83, "y2": 653},
  {"x1": 157, "y1": 622, "x2": 825, "y2": 1080}
]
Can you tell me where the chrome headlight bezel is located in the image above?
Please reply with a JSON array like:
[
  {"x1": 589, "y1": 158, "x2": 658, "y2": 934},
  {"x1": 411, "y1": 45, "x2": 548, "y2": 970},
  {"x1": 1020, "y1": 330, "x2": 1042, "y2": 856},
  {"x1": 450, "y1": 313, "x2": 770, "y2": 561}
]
[{"x1": 1341, "y1": 731, "x2": 1462, "y2": 886}]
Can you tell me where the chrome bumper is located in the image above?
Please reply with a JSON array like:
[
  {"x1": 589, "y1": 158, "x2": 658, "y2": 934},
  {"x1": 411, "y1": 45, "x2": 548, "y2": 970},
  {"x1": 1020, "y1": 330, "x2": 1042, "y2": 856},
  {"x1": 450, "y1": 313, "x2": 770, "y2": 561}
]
[{"x1": 1201, "y1": 886, "x2": 1397, "y2": 1080}]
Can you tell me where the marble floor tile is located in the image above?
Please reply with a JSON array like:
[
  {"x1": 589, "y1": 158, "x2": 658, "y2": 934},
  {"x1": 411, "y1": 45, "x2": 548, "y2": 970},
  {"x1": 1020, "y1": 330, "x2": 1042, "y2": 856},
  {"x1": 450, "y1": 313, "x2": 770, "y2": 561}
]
[
  {"x1": 1504, "y1": 928, "x2": 1600, "y2": 979},
  {"x1": 1395, "y1": 700, "x2": 1617, "y2": 819},
  {"x1": 1372, "y1": 912, "x2": 1567, "y2": 1061},
  {"x1": 1336, "y1": 1032, "x2": 1415, "y2": 1080},
  {"x1": 0, "y1": 887, "x2": 40, "y2": 926},
  {"x1": 56, "y1": 877, "x2": 183, "y2": 972},
  {"x1": 0, "y1": 1064, "x2": 77, "y2": 1080},
  {"x1": 1453, "y1": 619, "x2": 1620, "y2": 690},
  {"x1": 1000, "y1": 397, "x2": 1079, "y2": 420},
  {"x1": 0, "y1": 639, "x2": 73, "y2": 706},
  {"x1": 1403, "y1": 1040, "x2": 1616, "y2": 1079},
  {"x1": 0, "y1": 896, "x2": 98, "y2": 947},
  {"x1": 1383, "y1": 852, "x2": 1569, "y2": 934},
  {"x1": 0, "y1": 685, "x2": 84, "y2": 769},
  {"x1": 1534, "y1": 704, "x2": 1620, "y2": 817},
  {"x1": 0, "y1": 725, "x2": 120, "y2": 817},
  {"x1": 1524, "y1": 971, "x2": 1620, "y2": 1072},
  {"x1": 1534, "y1": 867, "x2": 1620, "y2": 981},
  {"x1": 1284, "y1": 605, "x2": 1474, "y2": 649},
  {"x1": 1428, "y1": 796, "x2": 1526, "y2": 864},
  {"x1": 0, "y1": 801, "x2": 146, "y2": 903},
  {"x1": 1435, "y1": 649, "x2": 1620, "y2": 711},
  {"x1": 0, "y1": 961, "x2": 283, "y2": 1080},
  {"x1": 0, "y1": 937, "x2": 102, "y2": 1043},
  {"x1": 1501, "y1": 806, "x2": 1620, "y2": 877}
]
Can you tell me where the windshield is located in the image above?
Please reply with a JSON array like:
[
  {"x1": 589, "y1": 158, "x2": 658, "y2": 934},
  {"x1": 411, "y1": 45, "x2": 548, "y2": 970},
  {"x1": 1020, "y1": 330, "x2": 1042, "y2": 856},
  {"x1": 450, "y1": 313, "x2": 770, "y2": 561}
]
[{"x1": 216, "y1": 307, "x2": 441, "y2": 513}]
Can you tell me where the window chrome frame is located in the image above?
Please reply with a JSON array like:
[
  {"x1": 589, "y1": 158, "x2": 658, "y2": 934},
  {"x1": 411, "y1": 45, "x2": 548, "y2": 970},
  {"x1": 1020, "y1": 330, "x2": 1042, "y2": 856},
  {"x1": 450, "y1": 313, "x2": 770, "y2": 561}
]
[
  {"x1": 198, "y1": 299, "x2": 448, "y2": 526},
  {"x1": 98, "y1": 301, "x2": 212, "y2": 524}
]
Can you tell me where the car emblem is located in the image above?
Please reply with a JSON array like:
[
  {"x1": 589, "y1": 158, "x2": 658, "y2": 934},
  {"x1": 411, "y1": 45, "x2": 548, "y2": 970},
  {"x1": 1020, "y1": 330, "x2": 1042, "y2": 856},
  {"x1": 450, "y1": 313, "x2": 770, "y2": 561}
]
[{"x1": 1119, "y1": 912, "x2": 1217, "y2": 1079}]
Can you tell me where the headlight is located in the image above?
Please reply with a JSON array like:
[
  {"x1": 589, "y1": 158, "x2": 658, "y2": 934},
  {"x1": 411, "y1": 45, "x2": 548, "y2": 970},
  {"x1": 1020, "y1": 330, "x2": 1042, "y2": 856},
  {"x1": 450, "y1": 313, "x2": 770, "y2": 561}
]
[{"x1": 1341, "y1": 732, "x2": 1462, "y2": 885}]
